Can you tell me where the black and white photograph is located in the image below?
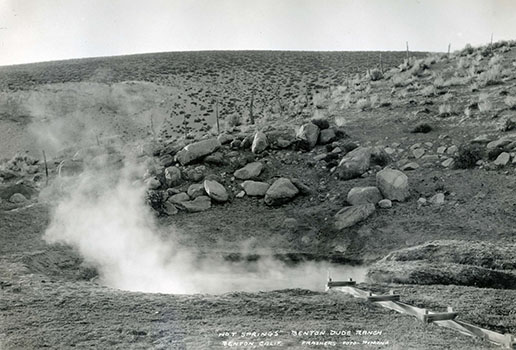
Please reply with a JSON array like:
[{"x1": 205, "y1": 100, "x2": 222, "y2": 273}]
[{"x1": 0, "y1": 0, "x2": 515, "y2": 349}]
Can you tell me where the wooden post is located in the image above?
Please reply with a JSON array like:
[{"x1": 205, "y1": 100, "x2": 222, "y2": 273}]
[
  {"x1": 215, "y1": 100, "x2": 220, "y2": 135},
  {"x1": 380, "y1": 53, "x2": 384, "y2": 73},
  {"x1": 42, "y1": 150, "x2": 48, "y2": 186},
  {"x1": 249, "y1": 89, "x2": 255, "y2": 125},
  {"x1": 406, "y1": 41, "x2": 409, "y2": 60},
  {"x1": 150, "y1": 114, "x2": 155, "y2": 139},
  {"x1": 447, "y1": 43, "x2": 451, "y2": 57}
]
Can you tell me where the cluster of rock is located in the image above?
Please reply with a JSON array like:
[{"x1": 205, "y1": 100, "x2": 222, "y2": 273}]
[
  {"x1": 334, "y1": 168, "x2": 410, "y2": 229},
  {"x1": 0, "y1": 154, "x2": 42, "y2": 206}
]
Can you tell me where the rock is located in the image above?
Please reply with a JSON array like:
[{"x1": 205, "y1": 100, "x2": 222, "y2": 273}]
[
  {"x1": 217, "y1": 133, "x2": 234, "y2": 145},
  {"x1": 442, "y1": 158, "x2": 455, "y2": 168},
  {"x1": 494, "y1": 152, "x2": 511, "y2": 166},
  {"x1": 276, "y1": 138, "x2": 293, "y2": 149},
  {"x1": 378, "y1": 199, "x2": 392, "y2": 208},
  {"x1": 180, "y1": 196, "x2": 211, "y2": 212},
  {"x1": 251, "y1": 132, "x2": 268, "y2": 154},
  {"x1": 168, "y1": 192, "x2": 190, "y2": 205},
  {"x1": 471, "y1": 134, "x2": 494, "y2": 144},
  {"x1": 421, "y1": 155, "x2": 439, "y2": 162},
  {"x1": 401, "y1": 162, "x2": 419, "y2": 171},
  {"x1": 187, "y1": 183, "x2": 206, "y2": 199},
  {"x1": 487, "y1": 138, "x2": 513, "y2": 150},
  {"x1": 233, "y1": 190, "x2": 244, "y2": 198},
  {"x1": 290, "y1": 178, "x2": 311, "y2": 195},
  {"x1": 203, "y1": 180, "x2": 229, "y2": 202},
  {"x1": 204, "y1": 152, "x2": 226, "y2": 165},
  {"x1": 347, "y1": 186, "x2": 383, "y2": 205},
  {"x1": 417, "y1": 197, "x2": 427, "y2": 207},
  {"x1": 437, "y1": 146, "x2": 447, "y2": 154},
  {"x1": 340, "y1": 141, "x2": 359, "y2": 154},
  {"x1": 337, "y1": 147, "x2": 371, "y2": 180},
  {"x1": 9, "y1": 193, "x2": 27, "y2": 204},
  {"x1": 234, "y1": 162, "x2": 264, "y2": 180},
  {"x1": 184, "y1": 166, "x2": 206, "y2": 182},
  {"x1": 332, "y1": 147, "x2": 342, "y2": 154},
  {"x1": 163, "y1": 202, "x2": 178, "y2": 215},
  {"x1": 311, "y1": 118, "x2": 330, "y2": 130},
  {"x1": 384, "y1": 147, "x2": 396, "y2": 155},
  {"x1": 230, "y1": 139, "x2": 242, "y2": 149},
  {"x1": 314, "y1": 154, "x2": 327, "y2": 162},
  {"x1": 318, "y1": 128, "x2": 336, "y2": 145},
  {"x1": 296, "y1": 123, "x2": 320, "y2": 150},
  {"x1": 159, "y1": 154, "x2": 174, "y2": 167},
  {"x1": 164, "y1": 166, "x2": 182, "y2": 187},
  {"x1": 429, "y1": 193, "x2": 445, "y2": 205},
  {"x1": 376, "y1": 168, "x2": 409, "y2": 201},
  {"x1": 446, "y1": 145, "x2": 458, "y2": 155},
  {"x1": 412, "y1": 148, "x2": 425, "y2": 159},
  {"x1": 503, "y1": 116, "x2": 516, "y2": 131},
  {"x1": 264, "y1": 178, "x2": 299, "y2": 206},
  {"x1": 144, "y1": 176, "x2": 161, "y2": 190},
  {"x1": 241, "y1": 181, "x2": 270, "y2": 196},
  {"x1": 334, "y1": 204, "x2": 375, "y2": 230},
  {"x1": 176, "y1": 138, "x2": 221, "y2": 165}
]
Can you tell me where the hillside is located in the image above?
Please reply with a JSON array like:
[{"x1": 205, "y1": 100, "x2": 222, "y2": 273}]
[{"x1": 1, "y1": 42, "x2": 516, "y2": 349}]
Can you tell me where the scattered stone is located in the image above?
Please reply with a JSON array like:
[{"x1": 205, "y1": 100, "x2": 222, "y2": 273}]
[
  {"x1": 376, "y1": 168, "x2": 410, "y2": 201},
  {"x1": 332, "y1": 147, "x2": 342, "y2": 154},
  {"x1": 442, "y1": 158, "x2": 455, "y2": 168},
  {"x1": 401, "y1": 162, "x2": 419, "y2": 171},
  {"x1": 337, "y1": 147, "x2": 372, "y2": 180},
  {"x1": 187, "y1": 183, "x2": 206, "y2": 199},
  {"x1": 234, "y1": 162, "x2": 264, "y2": 180},
  {"x1": 163, "y1": 201, "x2": 178, "y2": 215},
  {"x1": 217, "y1": 133, "x2": 234, "y2": 145},
  {"x1": 296, "y1": 123, "x2": 320, "y2": 150},
  {"x1": 446, "y1": 145, "x2": 458, "y2": 155},
  {"x1": 437, "y1": 146, "x2": 447, "y2": 154},
  {"x1": 241, "y1": 180, "x2": 270, "y2": 196},
  {"x1": 168, "y1": 192, "x2": 190, "y2": 205},
  {"x1": 264, "y1": 178, "x2": 299, "y2": 205},
  {"x1": 347, "y1": 186, "x2": 383, "y2": 205},
  {"x1": 412, "y1": 148, "x2": 425, "y2": 159},
  {"x1": 417, "y1": 197, "x2": 427, "y2": 207},
  {"x1": 236, "y1": 191, "x2": 246, "y2": 198},
  {"x1": 314, "y1": 154, "x2": 327, "y2": 162},
  {"x1": 251, "y1": 132, "x2": 268, "y2": 154},
  {"x1": 429, "y1": 193, "x2": 445, "y2": 205},
  {"x1": 421, "y1": 155, "x2": 439, "y2": 162},
  {"x1": 487, "y1": 138, "x2": 513, "y2": 150},
  {"x1": 471, "y1": 134, "x2": 494, "y2": 144},
  {"x1": 384, "y1": 147, "x2": 396, "y2": 155},
  {"x1": 318, "y1": 128, "x2": 336, "y2": 144},
  {"x1": 503, "y1": 116, "x2": 516, "y2": 131},
  {"x1": 311, "y1": 118, "x2": 330, "y2": 130},
  {"x1": 230, "y1": 139, "x2": 242, "y2": 149},
  {"x1": 378, "y1": 199, "x2": 392, "y2": 208},
  {"x1": 176, "y1": 138, "x2": 221, "y2": 165},
  {"x1": 180, "y1": 196, "x2": 211, "y2": 212},
  {"x1": 145, "y1": 176, "x2": 161, "y2": 190},
  {"x1": 204, "y1": 152, "x2": 226, "y2": 165},
  {"x1": 276, "y1": 138, "x2": 293, "y2": 149},
  {"x1": 159, "y1": 154, "x2": 174, "y2": 167},
  {"x1": 203, "y1": 180, "x2": 229, "y2": 202},
  {"x1": 164, "y1": 166, "x2": 182, "y2": 187},
  {"x1": 494, "y1": 152, "x2": 511, "y2": 166},
  {"x1": 9, "y1": 193, "x2": 27, "y2": 204},
  {"x1": 334, "y1": 204, "x2": 375, "y2": 230},
  {"x1": 424, "y1": 142, "x2": 433, "y2": 148},
  {"x1": 290, "y1": 178, "x2": 311, "y2": 195}
]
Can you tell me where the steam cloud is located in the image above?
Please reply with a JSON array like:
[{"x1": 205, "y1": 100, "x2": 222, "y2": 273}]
[{"x1": 34, "y1": 83, "x2": 367, "y2": 294}]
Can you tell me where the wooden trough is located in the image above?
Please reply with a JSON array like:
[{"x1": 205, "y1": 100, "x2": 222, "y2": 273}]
[{"x1": 326, "y1": 278, "x2": 515, "y2": 349}]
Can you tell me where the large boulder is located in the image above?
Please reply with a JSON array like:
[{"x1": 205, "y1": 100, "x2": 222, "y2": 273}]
[
  {"x1": 296, "y1": 123, "x2": 320, "y2": 150},
  {"x1": 175, "y1": 138, "x2": 221, "y2": 165},
  {"x1": 376, "y1": 168, "x2": 410, "y2": 201},
  {"x1": 264, "y1": 178, "x2": 299, "y2": 206},
  {"x1": 164, "y1": 166, "x2": 182, "y2": 187},
  {"x1": 203, "y1": 180, "x2": 229, "y2": 202},
  {"x1": 334, "y1": 204, "x2": 375, "y2": 230},
  {"x1": 251, "y1": 132, "x2": 268, "y2": 154},
  {"x1": 347, "y1": 186, "x2": 383, "y2": 205},
  {"x1": 241, "y1": 181, "x2": 270, "y2": 197},
  {"x1": 180, "y1": 196, "x2": 211, "y2": 212},
  {"x1": 234, "y1": 162, "x2": 264, "y2": 180},
  {"x1": 336, "y1": 147, "x2": 372, "y2": 180}
]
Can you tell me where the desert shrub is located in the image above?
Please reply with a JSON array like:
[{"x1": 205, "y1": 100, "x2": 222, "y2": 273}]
[
  {"x1": 226, "y1": 113, "x2": 242, "y2": 127},
  {"x1": 367, "y1": 68, "x2": 383, "y2": 81},
  {"x1": 460, "y1": 43, "x2": 475, "y2": 56},
  {"x1": 411, "y1": 123, "x2": 433, "y2": 133},
  {"x1": 504, "y1": 96, "x2": 516, "y2": 110},
  {"x1": 478, "y1": 93, "x2": 492, "y2": 112},
  {"x1": 457, "y1": 57, "x2": 471, "y2": 70},
  {"x1": 356, "y1": 97, "x2": 370, "y2": 111},
  {"x1": 454, "y1": 144, "x2": 484, "y2": 168},
  {"x1": 477, "y1": 64, "x2": 503, "y2": 87},
  {"x1": 391, "y1": 73, "x2": 415, "y2": 88}
]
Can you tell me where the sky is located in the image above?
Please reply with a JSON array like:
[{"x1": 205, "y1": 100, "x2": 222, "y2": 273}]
[{"x1": 0, "y1": 0, "x2": 515, "y2": 66}]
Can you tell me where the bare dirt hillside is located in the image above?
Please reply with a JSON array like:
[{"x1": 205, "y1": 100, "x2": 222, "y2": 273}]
[{"x1": 1, "y1": 43, "x2": 516, "y2": 349}]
